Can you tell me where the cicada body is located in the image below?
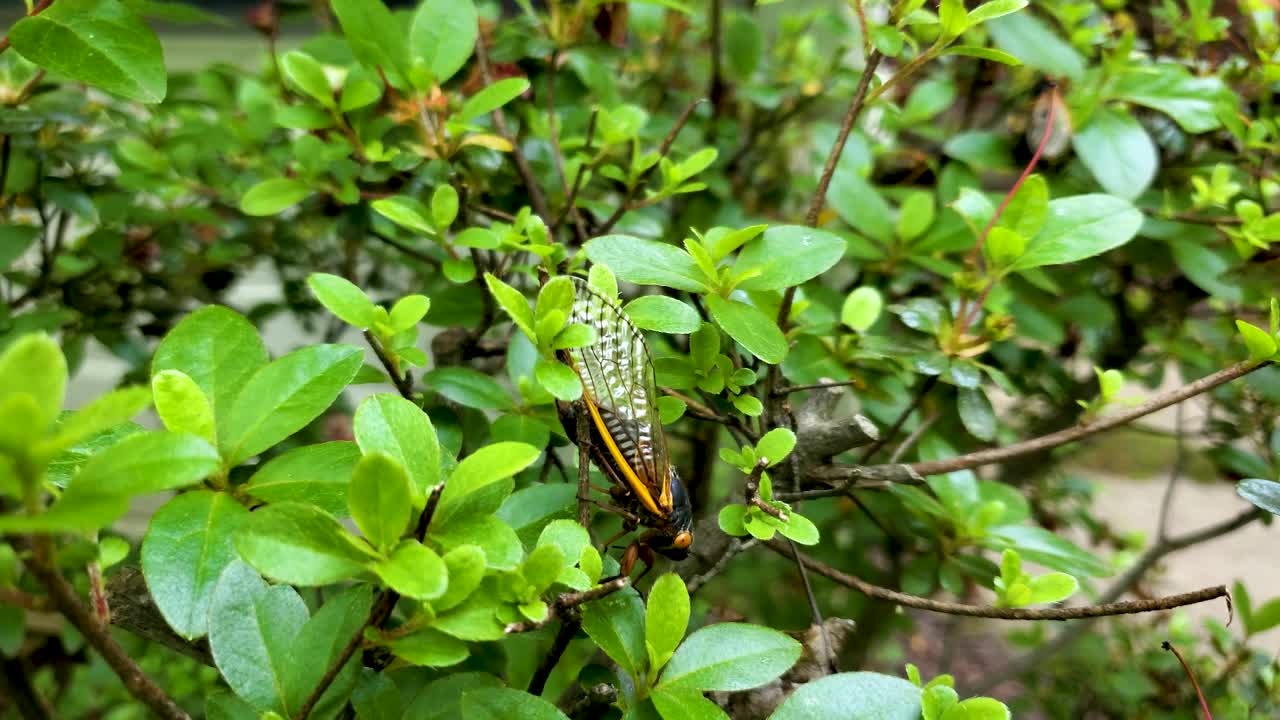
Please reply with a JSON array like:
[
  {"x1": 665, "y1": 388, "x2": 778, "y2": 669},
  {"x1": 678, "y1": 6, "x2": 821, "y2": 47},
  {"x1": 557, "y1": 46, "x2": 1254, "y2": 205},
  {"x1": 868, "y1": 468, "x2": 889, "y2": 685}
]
[{"x1": 555, "y1": 276, "x2": 693, "y2": 576}]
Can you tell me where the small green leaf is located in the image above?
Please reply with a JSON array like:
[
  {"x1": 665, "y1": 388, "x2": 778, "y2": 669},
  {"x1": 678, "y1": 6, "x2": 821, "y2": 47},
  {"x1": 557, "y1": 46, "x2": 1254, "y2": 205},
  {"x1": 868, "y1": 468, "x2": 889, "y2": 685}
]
[
  {"x1": 1236, "y1": 320, "x2": 1277, "y2": 361},
  {"x1": 386, "y1": 628, "x2": 469, "y2": 668},
  {"x1": 409, "y1": 0, "x2": 478, "y2": 84},
  {"x1": 658, "y1": 623, "x2": 800, "y2": 692},
  {"x1": 984, "y1": 227, "x2": 1026, "y2": 268},
  {"x1": 151, "y1": 370, "x2": 215, "y2": 445},
  {"x1": 308, "y1": 273, "x2": 377, "y2": 328},
  {"x1": 1025, "y1": 572, "x2": 1078, "y2": 605},
  {"x1": 705, "y1": 295, "x2": 787, "y2": 365},
  {"x1": 1012, "y1": 195, "x2": 1143, "y2": 270},
  {"x1": 841, "y1": 287, "x2": 883, "y2": 332},
  {"x1": 460, "y1": 688, "x2": 570, "y2": 720},
  {"x1": 521, "y1": 544, "x2": 565, "y2": 595},
  {"x1": 9, "y1": 0, "x2": 166, "y2": 103},
  {"x1": 371, "y1": 196, "x2": 436, "y2": 236},
  {"x1": 235, "y1": 503, "x2": 379, "y2": 586},
  {"x1": 374, "y1": 539, "x2": 448, "y2": 600},
  {"x1": 425, "y1": 367, "x2": 514, "y2": 410},
  {"x1": 942, "y1": 46, "x2": 1023, "y2": 66},
  {"x1": 484, "y1": 273, "x2": 537, "y2": 343},
  {"x1": 0, "y1": 333, "x2": 66, "y2": 436},
  {"x1": 331, "y1": 0, "x2": 409, "y2": 88},
  {"x1": 390, "y1": 295, "x2": 431, "y2": 332},
  {"x1": 957, "y1": 388, "x2": 996, "y2": 442},
  {"x1": 1237, "y1": 478, "x2": 1280, "y2": 515},
  {"x1": 458, "y1": 77, "x2": 530, "y2": 122},
  {"x1": 240, "y1": 179, "x2": 311, "y2": 216},
  {"x1": 719, "y1": 504, "x2": 748, "y2": 536},
  {"x1": 650, "y1": 687, "x2": 730, "y2": 720},
  {"x1": 43, "y1": 385, "x2": 152, "y2": 454},
  {"x1": 281, "y1": 50, "x2": 334, "y2": 108},
  {"x1": 1073, "y1": 108, "x2": 1158, "y2": 200},
  {"x1": 583, "y1": 236, "x2": 709, "y2": 292},
  {"x1": 580, "y1": 587, "x2": 646, "y2": 679},
  {"x1": 535, "y1": 359, "x2": 583, "y2": 402},
  {"x1": 625, "y1": 295, "x2": 702, "y2": 334},
  {"x1": 244, "y1": 442, "x2": 360, "y2": 518},
  {"x1": 435, "y1": 545, "x2": 487, "y2": 611},
  {"x1": 349, "y1": 452, "x2": 412, "y2": 552},
  {"x1": 779, "y1": 512, "x2": 820, "y2": 545},
  {"x1": 732, "y1": 394, "x2": 763, "y2": 417},
  {"x1": 432, "y1": 185, "x2": 460, "y2": 230},
  {"x1": 770, "y1": 672, "x2": 922, "y2": 720},
  {"x1": 354, "y1": 393, "x2": 441, "y2": 502},
  {"x1": 966, "y1": 0, "x2": 1028, "y2": 25},
  {"x1": 732, "y1": 226, "x2": 847, "y2": 292},
  {"x1": 755, "y1": 429, "x2": 796, "y2": 467},
  {"x1": 436, "y1": 442, "x2": 540, "y2": 525},
  {"x1": 646, "y1": 573, "x2": 690, "y2": 673},
  {"x1": 940, "y1": 697, "x2": 1011, "y2": 720}
]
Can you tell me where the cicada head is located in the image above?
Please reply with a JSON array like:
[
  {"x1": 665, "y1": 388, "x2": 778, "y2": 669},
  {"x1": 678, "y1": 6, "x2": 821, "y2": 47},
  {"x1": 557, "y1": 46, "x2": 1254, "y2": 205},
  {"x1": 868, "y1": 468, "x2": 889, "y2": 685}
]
[{"x1": 649, "y1": 467, "x2": 694, "y2": 561}]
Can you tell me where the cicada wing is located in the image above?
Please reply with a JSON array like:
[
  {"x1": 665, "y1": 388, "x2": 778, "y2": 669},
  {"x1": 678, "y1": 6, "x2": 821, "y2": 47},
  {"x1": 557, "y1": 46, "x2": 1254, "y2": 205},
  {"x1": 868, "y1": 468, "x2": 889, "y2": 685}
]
[{"x1": 566, "y1": 277, "x2": 674, "y2": 515}]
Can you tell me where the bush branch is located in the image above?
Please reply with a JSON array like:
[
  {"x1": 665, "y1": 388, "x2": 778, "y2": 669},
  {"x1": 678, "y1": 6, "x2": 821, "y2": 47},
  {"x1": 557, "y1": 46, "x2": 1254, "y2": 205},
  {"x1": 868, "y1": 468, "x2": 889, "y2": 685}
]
[
  {"x1": 474, "y1": 39, "x2": 551, "y2": 223},
  {"x1": 595, "y1": 98, "x2": 702, "y2": 236},
  {"x1": 764, "y1": 539, "x2": 1230, "y2": 621},
  {"x1": 904, "y1": 360, "x2": 1268, "y2": 477},
  {"x1": 504, "y1": 578, "x2": 629, "y2": 634}
]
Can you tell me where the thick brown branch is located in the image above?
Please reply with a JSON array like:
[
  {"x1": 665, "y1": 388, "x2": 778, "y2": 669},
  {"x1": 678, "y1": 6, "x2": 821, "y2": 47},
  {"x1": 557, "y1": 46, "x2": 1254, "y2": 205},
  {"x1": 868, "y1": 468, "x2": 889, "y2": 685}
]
[
  {"x1": 22, "y1": 538, "x2": 190, "y2": 720},
  {"x1": 764, "y1": 540, "x2": 1231, "y2": 621},
  {"x1": 904, "y1": 360, "x2": 1268, "y2": 477}
]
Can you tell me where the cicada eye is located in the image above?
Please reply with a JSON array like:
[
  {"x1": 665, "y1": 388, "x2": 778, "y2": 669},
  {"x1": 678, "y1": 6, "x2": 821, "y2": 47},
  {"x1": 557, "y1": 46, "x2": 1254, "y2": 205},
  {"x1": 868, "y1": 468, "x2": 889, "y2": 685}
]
[{"x1": 673, "y1": 530, "x2": 693, "y2": 550}]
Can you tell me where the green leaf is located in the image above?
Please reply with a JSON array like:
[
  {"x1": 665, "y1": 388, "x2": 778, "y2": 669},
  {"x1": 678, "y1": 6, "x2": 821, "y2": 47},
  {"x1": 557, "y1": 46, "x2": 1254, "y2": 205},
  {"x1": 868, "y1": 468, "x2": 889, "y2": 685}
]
[
  {"x1": 244, "y1": 441, "x2": 360, "y2": 518},
  {"x1": 221, "y1": 345, "x2": 364, "y2": 465},
  {"x1": 718, "y1": 504, "x2": 748, "y2": 536},
  {"x1": 432, "y1": 185, "x2": 460, "y2": 230},
  {"x1": 986, "y1": 525, "x2": 1108, "y2": 577},
  {"x1": 458, "y1": 78, "x2": 530, "y2": 122},
  {"x1": 646, "y1": 573, "x2": 690, "y2": 673},
  {"x1": 755, "y1": 429, "x2": 796, "y2": 467},
  {"x1": 941, "y1": 46, "x2": 1022, "y2": 66},
  {"x1": 650, "y1": 687, "x2": 730, "y2": 720},
  {"x1": 371, "y1": 196, "x2": 436, "y2": 236},
  {"x1": 308, "y1": 273, "x2": 377, "y2": 328},
  {"x1": 0, "y1": 333, "x2": 66, "y2": 436},
  {"x1": 375, "y1": 539, "x2": 448, "y2": 600},
  {"x1": 1025, "y1": 572, "x2": 1078, "y2": 604},
  {"x1": 705, "y1": 295, "x2": 787, "y2": 365},
  {"x1": 281, "y1": 51, "x2": 334, "y2": 108},
  {"x1": 435, "y1": 545, "x2": 487, "y2": 612},
  {"x1": 829, "y1": 171, "x2": 893, "y2": 243},
  {"x1": 535, "y1": 359, "x2": 583, "y2": 402},
  {"x1": 386, "y1": 627, "x2": 469, "y2": 668},
  {"x1": 153, "y1": 306, "x2": 268, "y2": 447},
  {"x1": 625, "y1": 296, "x2": 702, "y2": 334},
  {"x1": 583, "y1": 236, "x2": 709, "y2": 292},
  {"x1": 984, "y1": 225, "x2": 1026, "y2": 265},
  {"x1": 1012, "y1": 195, "x2": 1143, "y2": 270},
  {"x1": 141, "y1": 491, "x2": 249, "y2": 640},
  {"x1": 1237, "y1": 478, "x2": 1280, "y2": 515},
  {"x1": 724, "y1": 12, "x2": 763, "y2": 81},
  {"x1": 235, "y1": 502, "x2": 379, "y2": 586},
  {"x1": 433, "y1": 516, "x2": 522, "y2": 571},
  {"x1": 897, "y1": 192, "x2": 936, "y2": 242},
  {"x1": 1235, "y1": 320, "x2": 1277, "y2": 361},
  {"x1": 240, "y1": 179, "x2": 311, "y2": 216},
  {"x1": 331, "y1": 0, "x2": 409, "y2": 89},
  {"x1": 9, "y1": 0, "x2": 166, "y2": 103},
  {"x1": 1111, "y1": 63, "x2": 1228, "y2": 133},
  {"x1": 432, "y1": 590, "x2": 505, "y2": 641},
  {"x1": 497, "y1": 484, "x2": 577, "y2": 546},
  {"x1": 998, "y1": 174, "x2": 1048, "y2": 238},
  {"x1": 208, "y1": 561, "x2": 307, "y2": 714},
  {"x1": 425, "y1": 367, "x2": 514, "y2": 410},
  {"x1": 521, "y1": 544, "x2": 565, "y2": 595},
  {"x1": 841, "y1": 287, "x2": 883, "y2": 332},
  {"x1": 349, "y1": 452, "x2": 413, "y2": 552},
  {"x1": 403, "y1": 673, "x2": 502, "y2": 720},
  {"x1": 940, "y1": 697, "x2": 1011, "y2": 720},
  {"x1": 42, "y1": 385, "x2": 152, "y2": 454},
  {"x1": 151, "y1": 370, "x2": 215, "y2": 445},
  {"x1": 1072, "y1": 108, "x2": 1158, "y2": 200},
  {"x1": 354, "y1": 394, "x2": 441, "y2": 502},
  {"x1": 733, "y1": 226, "x2": 847, "y2": 292},
  {"x1": 390, "y1": 295, "x2": 431, "y2": 332},
  {"x1": 966, "y1": 0, "x2": 1028, "y2": 25},
  {"x1": 779, "y1": 512, "x2": 820, "y2": 545},
  {"x1": 770, "y1": 672, "x2": 922, "y2": 720},
  {"x1": 659, "y1": 623, "x2": 800, "y2": 692},
  {"x1": 986, "y1": 13, "x2": 1085, "y2": 82},
  {"x1": 0, "y1": 225, "x2": 39, "y2": 270},
  {"x1": 536, "y1": 520, "x2": 590, "y2": 567},
  {"x1": 437, "y1": 442, "x2": 540, "y2": 525},
  {"x1": 409, "y1": 0, "x2": 478, "y2": 84},
  {"x1": 283, "y1": 586, "x2": 372, "y2": 718},
  {"x1": 580, "y1": 587, "x2": 647, "y2": 679},
  {"x1": 943, "y1": 132, "x2": 1012, "y2": 169},
  {"x1": 460, "y1": 688, "x2": 570, "y2": 720},
  {"x1": 485, "y1": 274, "x2": 537, "y2": 342},
  {"x1": 957, "y1": 388, "x2": 996, "y2": 442},
  {"x1": 1250, "y1": 597, "x2": 1280, "y2": 634}
]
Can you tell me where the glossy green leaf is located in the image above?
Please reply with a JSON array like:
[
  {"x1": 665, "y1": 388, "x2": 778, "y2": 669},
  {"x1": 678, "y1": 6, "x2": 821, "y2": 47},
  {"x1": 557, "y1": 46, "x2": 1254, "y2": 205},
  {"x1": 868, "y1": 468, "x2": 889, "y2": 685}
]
[
  {"x1": 437, "y1": 442, "x2": 540, "y2": 525},
  {"x1": 583, "y1": 236, "x2": 709, "y2": 292},
  {"x1": 581, "y1": 587, "x2": 647, "y2": 679},
  {"x1": 535, "y1": 359, "x2": 583, "y2": 402},
  {"x1": 646, "y1": 573, "x2": 690, "y2": 673},
  {"x1": 235, "y1": 502, "x2": 379, "y2": 586},
  {"x1": 240, "y1": 179, "x2": 311, "y2": 216},
  {"x1": 390, "y1": 295, "x2": 431, "y2": 331},
  {"x1": 425, "y1": 367, "x2": 514, "y2": 410},
  {"x1": 625, "y1": 295, "x2": 702, "y2": 334},
  {"x1": 55, "y1": 431, "x2": 219, "y2": 517},
  {"x1": 371, "y1": 196, "x2": 436, "y2": 236},
  {"x1": 331, "y1": 0, "x2": 409, "y2": 88},
  {"x1": 283, "y1": 586, "x2": 372, "y2": 718},
  {"x1": 9, "y1": 0, "x2": 166, "y2": 103},
  {"x1": 375, "y1": 539, "x2": 448, "y2": 600},
  {"x1": 659, "y1": 623, "x2": 800, "y2": 692},
  {"x1": 458, "y1": 78, "x2": 530, "y2": 122},
  {"x1": 940, "y1": 697, "x2": 1011, "y2": 720},
  {"x1": 142, "y1": 491, "x2": 250, "y2": 640},
  {"x1": 651, "y1": 687, "x2": 729, "y2": 720},
  {"x1": 435, "y1": 544, "x2": 487, "y2": 611},
  {"x1": 0, "y1": 333, "x2": 66, "y2": 436},
  {"x1": 733, "y1": 226, "x2": 847, "y2": 291},
  {"x1": 1025, "y1": 572, "x2": 1078, "y2": 605},
  {"x1": 1237, "y1": 478, "x2": 1280, "y2": 515},
  {"x1": 997, "y1": 174, "x2": 1048, "y2": 239},
  {"x1": 221, "y1": 344, "x2": 364, "y2": 465},
  {"x1": 244, "y1": 441, "x2": 360, "y2": 517},
  {"x1": 986, "y1": 13, "x2": 1084, "y2": 81},
  {"x1": 957, "y1": 388, "x2": 996, "y2": 442},
  {"x1": 987, "y1": 525, "x2": 1108, "y2": 577},
  {"x1": 281, "y1": 51, "x2": 334, "y2": 108},
  {"x1": 0, "y1": 225, "x2": 39, "y2": 270},
  {"x1": 432, "y1": 515, "x2": 523, "y2": 571},
  {"x1": 1012, "y1": 195, "x2": 1143, "y2": 270},
  {"x1": 841, "y1": 287, "x2": 883, "y2": 332},
  {"x1": 354, "y1": 393, "x2": 441, "y2": 502},
  {"x1": 387, "y1": 627, "x2": 469, "y2": 668},
  {"x1": 484, "y1": 273, "x2": 537, "y2": 342},
  {"x1": 705, "y1": 295, "x2": 787, "y2": 364},
  {"x1": 349, "y1": 452, "x2": 412, "y2": 552},
  {"x1": 308, "y1": 273, "x2": 377, "y2": 328},
  {"x1": 770, "y1": 672, "x2": 922, "y2": 720},
  {"x1": 1236, "y1": 320, "x2": 1277, "y2": 361},
  {"x1": 1111, "y1": 63, "x2": 1228, "y2": 133},
  {"x1": 460, "y1": 688, "x2": 570, "y2": 720},
  {"x1": 409, "y1": 0, "x2": 478, "y2": 84},
  {"x1": 42, "y1": 385, "x2": 151, "y2": 454},
  {"x1": 942, "y1": 46, "x2": 1022, "y2": 66},
  {"x1": 151, "y1": 370, "x2": 214, "y2": 445},
  {"x1": 1072, "y1": 108, "x2": 1158, "y2": 200}
]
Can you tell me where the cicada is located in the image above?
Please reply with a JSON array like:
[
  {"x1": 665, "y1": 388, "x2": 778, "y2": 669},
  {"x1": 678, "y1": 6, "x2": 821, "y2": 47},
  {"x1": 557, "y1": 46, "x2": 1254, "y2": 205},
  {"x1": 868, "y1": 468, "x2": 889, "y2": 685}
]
[{"x1": 555, "y1": 276, "x2": 694, "y2": 577}]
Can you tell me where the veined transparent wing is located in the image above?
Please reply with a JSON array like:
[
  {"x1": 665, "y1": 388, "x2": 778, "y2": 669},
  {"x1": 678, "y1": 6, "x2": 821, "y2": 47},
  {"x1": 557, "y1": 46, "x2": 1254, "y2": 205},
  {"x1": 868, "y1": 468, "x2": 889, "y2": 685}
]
[{"x1": 565, "y1": 276, "x2": 673, "y2": 514}]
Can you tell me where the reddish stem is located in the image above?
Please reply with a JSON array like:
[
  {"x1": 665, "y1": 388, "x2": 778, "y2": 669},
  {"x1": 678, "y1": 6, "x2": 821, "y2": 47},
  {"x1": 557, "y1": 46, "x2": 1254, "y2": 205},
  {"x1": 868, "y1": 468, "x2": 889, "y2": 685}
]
[{"x1": 1162, "y1": 641, "x2": 1213, "y2": 720}]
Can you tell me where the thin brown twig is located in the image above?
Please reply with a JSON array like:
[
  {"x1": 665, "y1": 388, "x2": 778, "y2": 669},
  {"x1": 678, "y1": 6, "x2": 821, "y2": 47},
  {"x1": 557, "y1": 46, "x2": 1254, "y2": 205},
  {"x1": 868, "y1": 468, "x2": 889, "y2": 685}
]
[
  {"x1": 686, "y1": 538, "x2": 757, "y2": 595},
  {"x1": 744, "y1": 458, "x2": 788, "y2": 522},
  {"x1": 1157, "y1": 402, "x2": 1186, "y2": 542},
  {"x1": 363, "y1": 330, "x2": 415, "y2": 400},
  {"x1": 904, "y1": 360, "x2": 1268, "y2": 477},
  {"x1": 764, "y1": 539, "x2": 1231, "y2": 621},
  {"x1": 552, "y1": 109, "x2": 598, "y2": 237},
  {"x1": 859, "y1": 375, "x2": 939, "y2": 463},
  {"x1": 368, "y1": 229, "x2": 441, "y2": 267},
  {"x1": 475, "y1": 38, "x2": 552, "y2": 223},
  {"x1": 22, "y1": 536, "x2": 190, "y2": 720},
  {"x1": 775, "y1": 378, "x2": 862, "y2": 395},
  {"x1": 504, "y1": 578, "x2": 630, "y2": 634},
  {"x1": 595, "y1": 98, "x2": 704, "y2": 236},
  {"x1": 888, "y1": 410, "x2": 940, "y2": 464},
  {"x1": 1163, "y1": 641, "x2": 1215, "y2": 720},
  {"x1": 527, "y1": 618, "x2": 579, "y2": 697}
]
